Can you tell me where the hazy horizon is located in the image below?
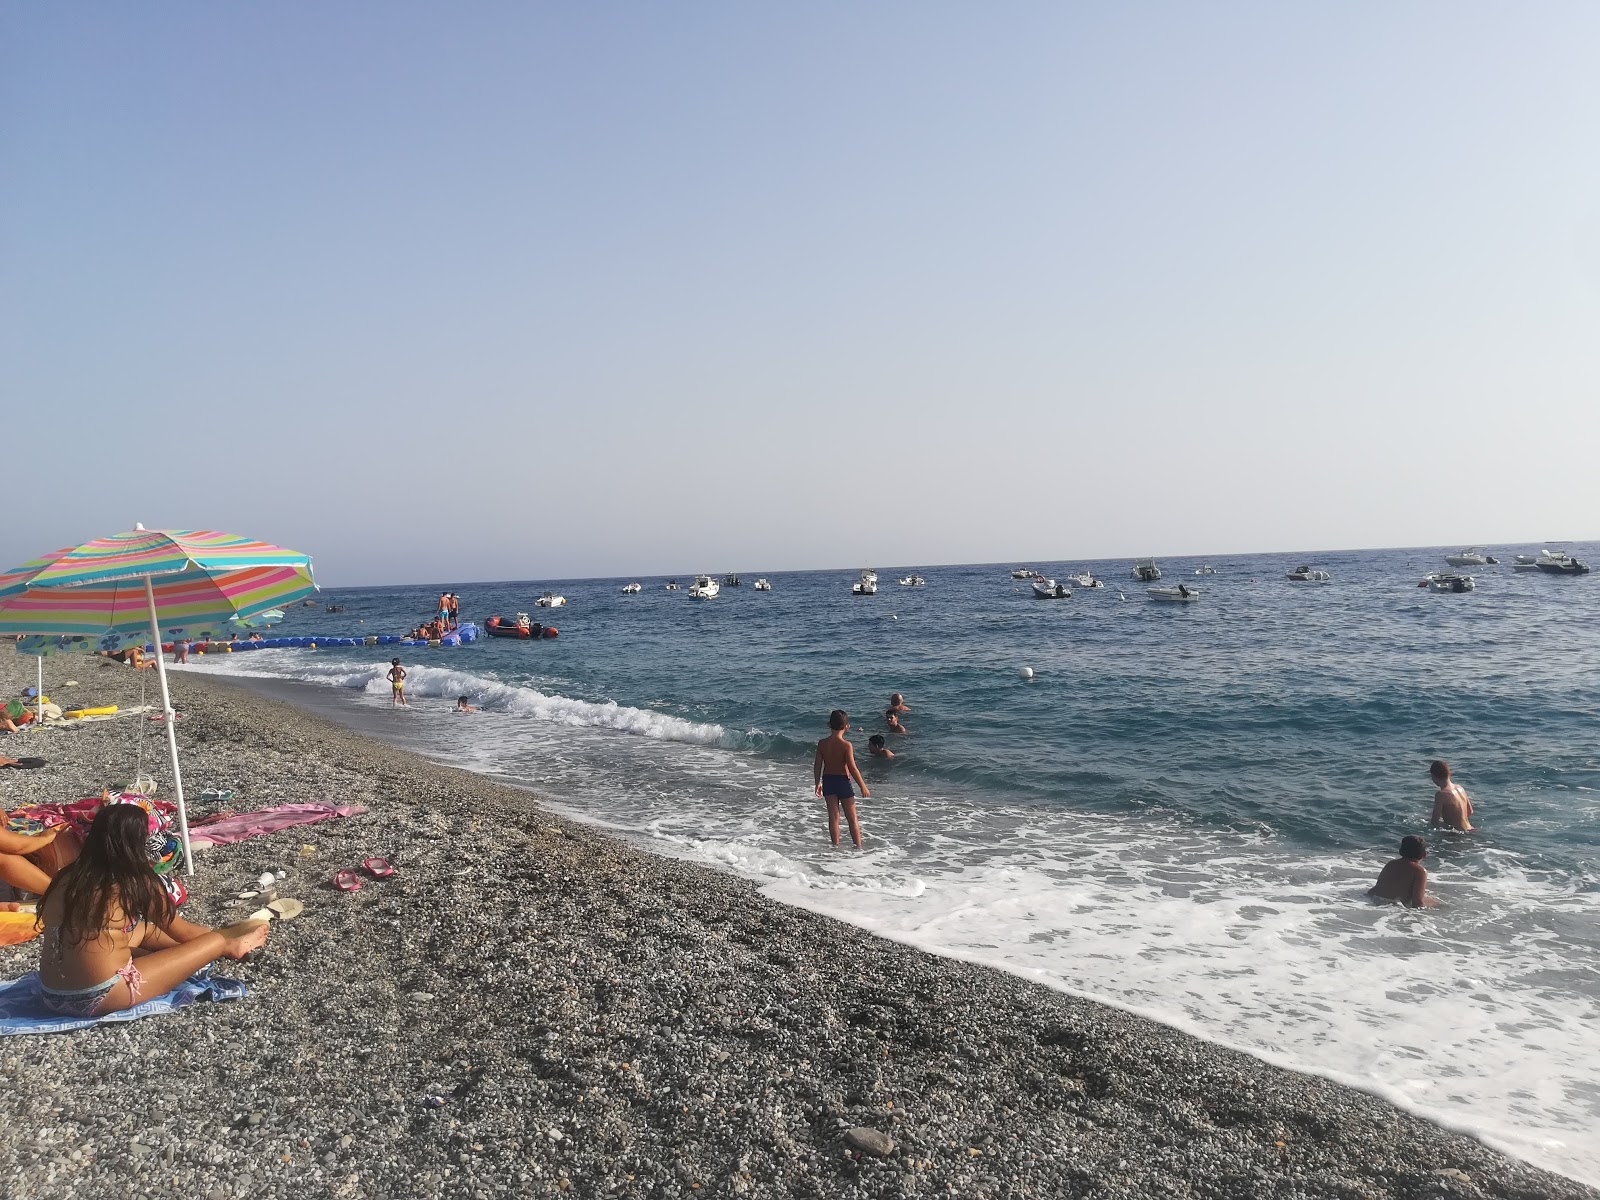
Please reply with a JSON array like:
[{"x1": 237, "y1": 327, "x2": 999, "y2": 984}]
[{"x1": 6, "y1": 5, "x2": 1598, "y2": 587}]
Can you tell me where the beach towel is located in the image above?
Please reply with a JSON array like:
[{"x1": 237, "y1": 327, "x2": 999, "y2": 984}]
[
  {"x1": 188, "y1": 803, "x2": 368, "y2": 847},
  {"x1": 0, "y1": 970, "x2": 248, "y2": 1036}
]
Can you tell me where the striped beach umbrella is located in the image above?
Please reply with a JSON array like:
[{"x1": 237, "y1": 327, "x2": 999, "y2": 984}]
[{"x1": 0, "y1": 527, "x2": 316, "y2": 873}]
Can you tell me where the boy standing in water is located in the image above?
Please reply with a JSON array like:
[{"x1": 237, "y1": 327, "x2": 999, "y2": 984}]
[
  {"x1": 1368, "y1": 835, "x2": 1441, "y2": 908},
  {"x1": 1429, "y1": 760, "x2": 1475, "y2": 831},
  {"x1": 386, "y1": 658, "x2": 407, "y2": 707},
  {"x1": 814, "y1": 709, "x2": 870, "y2": 848}
]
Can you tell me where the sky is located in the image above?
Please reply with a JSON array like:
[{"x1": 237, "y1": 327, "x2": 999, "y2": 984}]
[{"x1": 3, "y1": 4, "x2": 1598, "y2": 585}]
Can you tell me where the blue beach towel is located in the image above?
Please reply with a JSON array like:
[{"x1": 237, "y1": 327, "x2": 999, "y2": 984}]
[{"x1": 0, "y1": 970, "x2": 247, "y2": 1036}]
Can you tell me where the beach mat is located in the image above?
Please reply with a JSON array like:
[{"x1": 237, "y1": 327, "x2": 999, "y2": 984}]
[
  {"x1": 0, "y1": 970, "x2": 247, "y2": 1036},
  {"x1": 0, "y1": 911, "x2": 41, "y2": 946},
  {"x1": 188, "y1": 803, "x2": 368, "y2": 847}
]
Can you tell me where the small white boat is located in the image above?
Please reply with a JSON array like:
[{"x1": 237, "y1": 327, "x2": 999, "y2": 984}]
[
  {"x1": 1031, "y1": 576, "x2": 1071, "y2": 599},
  {"x1": 1132, "y1": 558, "x2": 1162, "y2": 582},
  {"x1": 689, "y1": 575, "x2": 720, "y2": 599},
  {"x1": 1285, "y1": 566, "x2": 1331, "y2": 583},
  {"x1": 664, "y1": 580, "x2": 681, "y2": 591},
  {"x1": 852, "y1": 569, "x2": 878, "y2": 596},
  {"x1": 1011, "y1": 568, "x2": 1034, "y2": 580},
  {"x1": 621, "y1": 583, "x2": 642, "y2": 594},
  {"x1": 1195, "y1": 564, "x2": 1217, "y2": 576},
  {"x1": 753, "y1": 578, "x2": 772, "y2": 591},
  {"x1": 897, "y1": 575, "x2": 926, "y2": 587},
  {"x1": 1148, "y1": 585, "x2": 1199, "y2": 603},
  {"x1": 1445, "y1": 548, "x2": 1488, "y2": 568},
  {"x1": 535, "y1": 591, "x2": 566, "y2": 608},
  {"x1": 1069, "y1": 571, "x2": 1104, "y2": 589},
  {"x1": 1423, "y1": 572, "x2": 1475, "y2": 593}
]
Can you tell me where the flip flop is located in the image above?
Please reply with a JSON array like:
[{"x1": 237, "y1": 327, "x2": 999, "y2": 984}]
[
  {"x1": 332, "y1": 869, "x2": 362, "y2": 892},
  {"x1": 360, "y1": 857, "x2": 396, "y2": 878},
  {"x1": 0, "y1": 758, "x2": 46, "y2": 770}
]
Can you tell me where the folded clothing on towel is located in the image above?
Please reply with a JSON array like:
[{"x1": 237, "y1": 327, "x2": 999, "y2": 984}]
[{"x1": 0, "y1": 969, "x2": 247, "y2": 1036}]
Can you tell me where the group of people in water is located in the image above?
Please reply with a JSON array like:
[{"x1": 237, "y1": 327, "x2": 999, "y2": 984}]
[
  {"x1": 1367, "y1": 759, "x2": 1476, "y2": 908},
  {"x1": 812, "y1": 693, "x2": 911, "y2": 849}
]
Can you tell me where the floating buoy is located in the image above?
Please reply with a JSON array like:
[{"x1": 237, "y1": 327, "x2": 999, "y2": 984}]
[{"x1": 1019, "y1": 666, "x2": 1034, "y2": 681}]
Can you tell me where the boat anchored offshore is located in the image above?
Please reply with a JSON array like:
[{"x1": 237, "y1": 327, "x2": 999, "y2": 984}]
[
  {"x1": 1423, "y1": 572, "x2": 1476, "y2": 593},
  {"x1": 898, "y1": 574, "x2": 927, "y2": 587},
  {"x1": 1070, "y1": 571, "x2": 1104, "y2": 588},
  {"x1": 1011, "y1": 568, "x2": 1034, "y2": 580},
  {"x1": 1512, "y1": 555, "x2": 1541, "y2": 573},
  {"x1": 1031, "y1": 576, "x2": 1071, "y2": 599},
  {"x1": 1534, "y1": 550, "x2": 1590, "y2": 575},
  {"x1": 723, "y1": 573, "x2": 742, "y2": 587},
  {"x1": 1195, "y1": 564, "x2": 1217, "y2": 576},
  {"x1": 752, "y1": 577, "x2": 772, "y2": 591},
  {"x1": 689, "y1": 575, "x2": 720, "y2": 599},
  {"x1": 535, "y1": 591, "x2": 566, "y2": 608},
  {"x1": 852, "y1": 569, "x2": 878, "y2": 596},
  {"x1": 664, "y1": 580, "x2": 681, "y2": 591},
  {"x1": 1148, "y1": 584, "x2": 1199, "y2": 603},
  {"x1": 1445, "y1": 548, "x2": 1489, "y2": 568},
  {"x1": 621, "y1": 583, "x2": 642, "y2": 594},
  {"x1": 1286, "y1": 566, "x2": 1331, "y2": 583},
  {"x1": 485, "y1": 613, "x2": 558, "y2": 639},
  {"x1": 1132, "y1": 558, "x2": 1162, "y2": 582}
]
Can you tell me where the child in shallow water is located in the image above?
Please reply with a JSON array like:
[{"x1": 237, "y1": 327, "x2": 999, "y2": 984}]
[{"x1": 36, "y1": 804, "x2": 268, "y2": 1017}]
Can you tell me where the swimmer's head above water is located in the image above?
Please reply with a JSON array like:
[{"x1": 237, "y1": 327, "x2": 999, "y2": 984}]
[{"x1": 1400, "y1": 835, "x2": 1427, "y2": 861}]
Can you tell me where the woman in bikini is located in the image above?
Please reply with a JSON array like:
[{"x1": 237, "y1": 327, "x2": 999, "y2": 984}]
[{"x1": 36, "y1": 804, "x2": 268, "y2": 1017}]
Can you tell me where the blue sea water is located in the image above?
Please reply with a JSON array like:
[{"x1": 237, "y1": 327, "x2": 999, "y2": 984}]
[{"x1": 185, "y1": 545, "x2": 1600, "y2": 1183}]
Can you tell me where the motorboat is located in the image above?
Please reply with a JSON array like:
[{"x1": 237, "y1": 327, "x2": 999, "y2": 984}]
[
  {"x1": 1286, "y1": 566, "x2": 1331, "y2": 583},
  {"x1": 861, "y1": 570, "x2": 878, "y2": 587},
  {"x1": 1534, "y1": 550, "x2": 1590, "y2": 575},
  {"x1": 1070, "y1": 571, "x2": 1104, "y2": 588},
  {"x1": 1423, "y1": 573, "x2": 1475, "y2": 593},
  {"x1": 535, "y1": 591, "x2": 566, "y2": 608},
  {"x1": 1512, "y1": 555, "x2": 1541, "y2": 573},
  {"x1": 753, "y1": 578, "x2": 772, "y2": 591},
  {"x1": 485, "y1": 613, "x2": 557, "y2": 639},
  {"x1": 1031, "y1": 576, "x2": 1071, "y2": 599},
  {"x1": 852, "y1": 569, "x2": 878, "y2": 596},
  {"x1": 621, "y1": 583, "x2": 642, "y2": 594},
  {"x1": 723, "y1": 573, "x2": 742, "y2": 587},
  {"x1": 1011, "y1": 568, "x2": 1034, "y2": 580},
  {"x1": 897, "y1": 574, "x2": 927, "y2": 587},
  {"x1": 1148, "y1": 585, "x2": 1199, "y2": 603},
  {"x1": 326, "y1": 605, "x2": 347, "y2": 613},
  {"x1": 664, "y1": 580, "x2": 681, "y2": 591},
  {"x1": 689, "y1": 575, "x2": 720, "y2": 599},
  {"x1": 1194, "y1": 564, "x2": 1217, "y2": 576},
  {"x1": 1132, "y1": 559, "x2": 1162, "y2": 582},
  {"x1": 1445, "y1": 548, "x2": 1489, "y2": 568}
]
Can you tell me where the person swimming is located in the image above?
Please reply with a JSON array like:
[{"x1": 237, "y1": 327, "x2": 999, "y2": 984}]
[
  {"x1": 1368, "y1": 835, "x2": 1441, "y2": 908},
  {"x1": 867, "y1": 734, "x2": 894, "y2": 759},
  {"x1": 1429, "y1": 760, "x2": 1475, "y2": 831}
]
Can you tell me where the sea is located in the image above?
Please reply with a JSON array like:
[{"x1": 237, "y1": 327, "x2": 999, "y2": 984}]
[{"x1": 181, "y1": 545, "x2": 1600, "y2": 1185}]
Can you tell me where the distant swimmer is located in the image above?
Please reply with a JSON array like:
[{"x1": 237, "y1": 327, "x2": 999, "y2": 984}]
[
  {"x1": 1368, "y1": 835, "x2": 1440, "y2": 908},
  {"x1": 813, "y1": 709, "x2": 869, "y2": 848},
  {"x1": 868, "y1": 734, "x2": 894, "y2": 759},
  {"x1": 386, "y1": 658, "x2": 408, "y2": 707},
  {"x1": 455, "y1": 696, "x2": 477, "y2": 713},
  {"x1": 1429, "y1": 760, "x2": 1475, "y2": 831},
  {"x1": 885, "y1": 694, "x2": 910, "y2": 735},
  {"x1": 887, "y1": 693, "x2": 911, "y2": 717}
]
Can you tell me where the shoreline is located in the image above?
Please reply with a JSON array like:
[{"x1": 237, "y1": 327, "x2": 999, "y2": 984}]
[{"x1": 2, "y1": 655, "x2": 1595, "y2": 1200}]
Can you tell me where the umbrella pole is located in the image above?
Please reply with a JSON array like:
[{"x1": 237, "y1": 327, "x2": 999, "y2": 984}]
[
  {"x1": 144, "y1": 577, "x2": 194, "y2": 875},
  {"x1": 36, "y1": 656, "x2": 44, "y2": 720}
]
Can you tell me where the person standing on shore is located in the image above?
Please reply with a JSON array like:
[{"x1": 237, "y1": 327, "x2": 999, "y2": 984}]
[
  {"x1": 1368, "y1": 835, "x2": 1441, "y2": 908},
  {"x1": 386, "y1": 658, "x2": 408, "y2": 707},
  {"x1": 814, "y1": 709, "x2": 869, "y2": 849},
  {"x1": 1429, "y1": 760, "x2": 1475, "y2": 832}
]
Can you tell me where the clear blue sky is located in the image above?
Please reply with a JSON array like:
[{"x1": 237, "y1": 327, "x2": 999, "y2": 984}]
[{"x1": 4, "y1": 5, "x2": 1597, "y2": 585}]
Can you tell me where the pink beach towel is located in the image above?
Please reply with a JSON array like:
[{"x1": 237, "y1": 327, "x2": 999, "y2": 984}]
[{"x1": 188, "y1": 803, "x2": 368, "y2": 847}]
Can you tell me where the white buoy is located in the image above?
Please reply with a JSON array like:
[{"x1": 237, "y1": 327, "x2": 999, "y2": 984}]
[{"x1": 1019, "y1": 666, "x2": 1034, "y2": 681}]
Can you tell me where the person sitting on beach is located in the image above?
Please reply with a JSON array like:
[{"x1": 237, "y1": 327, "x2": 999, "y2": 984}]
[
  {"x1": 123, "y1": 646, "x2": 155, "y2": 670},
  {"x1": 867, "y1": 734, "x2": 894, "y2": 759},
  {"x1": 1, "y1": 699, "x2": 35, "y2": 735},
  {"x1": 1429, "y1": 760, "x2": 1475, "y2": 832},
  {"x1": 814, "y1": 709, "x2": 869, "y2": 849},
  {"x1": 454, "y1": 696, "x2": 477, "y2": 713},
  {"x1": 0, "y1": 821, "x2": 64, "y2": 896},
  {"x1": 36, "y1": 804, "x2": 269, "y2": 1017},
  {"x1": 1368, "y1": 835, "x2": 1440, "y2": 908},
  {"x1": 386, "y1": 658, "x2": 407, "y2": 706}
]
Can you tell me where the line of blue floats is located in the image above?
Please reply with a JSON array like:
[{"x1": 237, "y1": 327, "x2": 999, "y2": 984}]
[{"x1": 183, "y1": 622, "x2": 480, "y2": 652}]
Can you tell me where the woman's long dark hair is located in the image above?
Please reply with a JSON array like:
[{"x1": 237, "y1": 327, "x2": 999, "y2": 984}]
[{"x1": 38, "y1": 804, "x2": 174, "y2": 945}]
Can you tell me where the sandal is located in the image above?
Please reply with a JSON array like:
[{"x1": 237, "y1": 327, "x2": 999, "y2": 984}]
[
  {"x1": 360, "y1": 857, "x2": 396, "y2": 878},
  {"x1": 332, "y1": 869, "x2": 362, "y2": 892}
]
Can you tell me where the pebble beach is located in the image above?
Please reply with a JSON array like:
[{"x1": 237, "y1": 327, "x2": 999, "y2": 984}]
[{"x1": 2, "y1": 654, "x2": 1595, "y2": 1200}]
